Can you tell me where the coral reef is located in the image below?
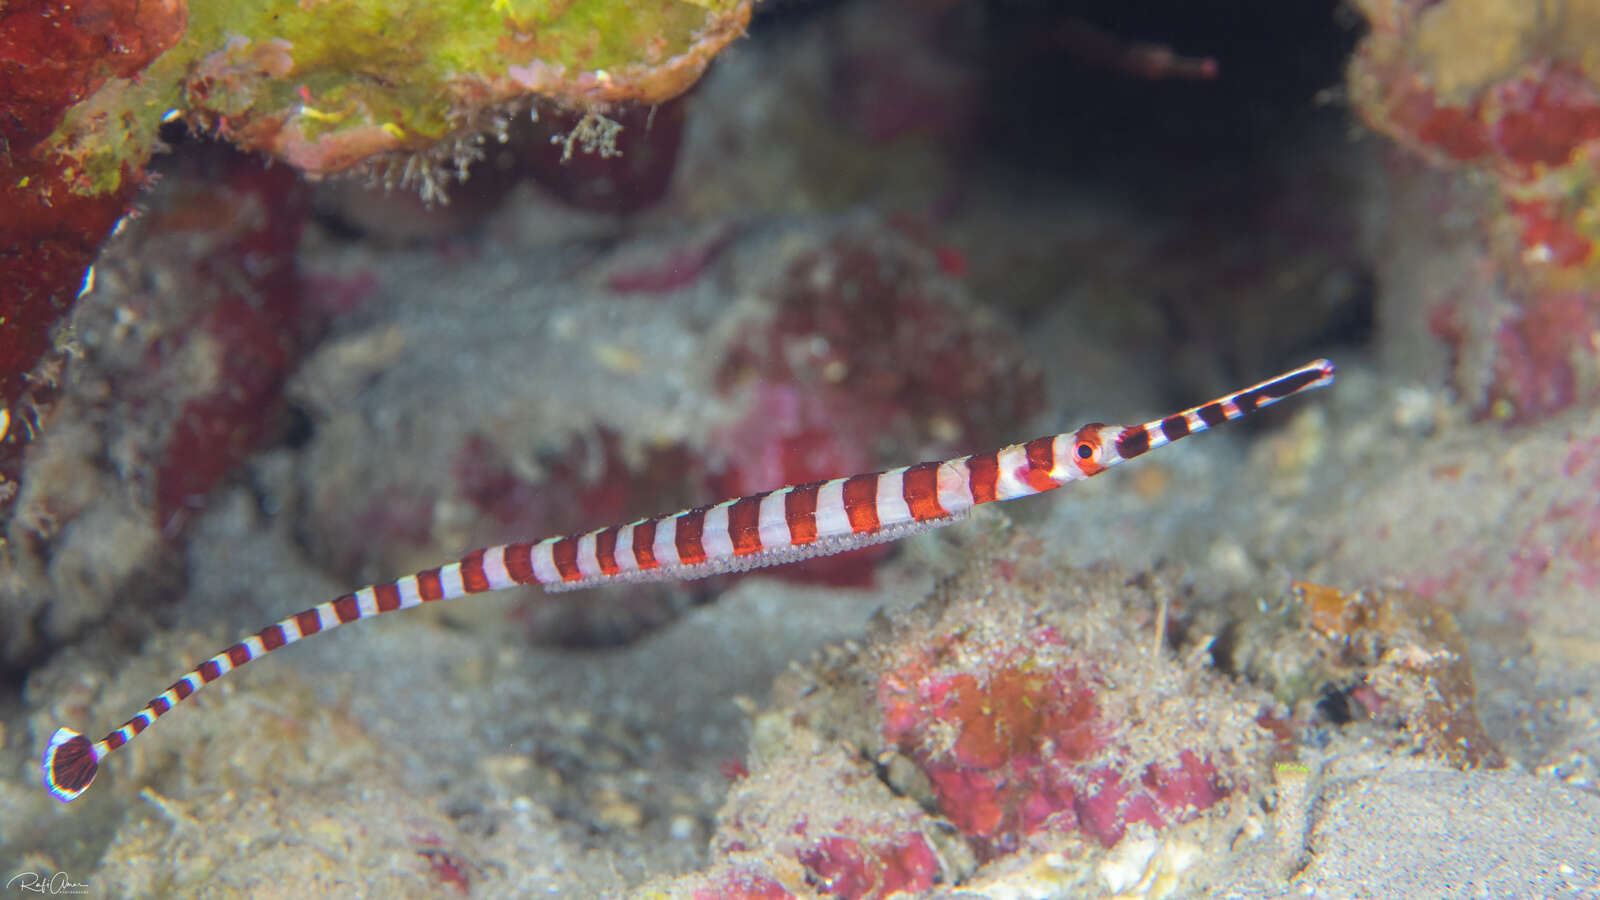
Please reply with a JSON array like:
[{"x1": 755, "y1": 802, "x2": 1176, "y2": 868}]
[
  {"x1": 860, "y1": 550, "x2": 1264, "y2": 868},
  {"x1": 0, "y1": 0, "x2": 750, "y2": 527},
  {"x1": 8, "y1": 2, "x2": 1600, "y2": 898},
  {"x1": 641, "y1": 536, "x2": 1275, "y2": 899},
  {"x1": 879, "y1": 638, "x2": 1227, "y2": 854},
  {"x1": 0, "y1": 0, "x2": 184, "y2": 524},
  {"x1": 1350, "y1": 0, "x2": 1600, "y2": 421}
]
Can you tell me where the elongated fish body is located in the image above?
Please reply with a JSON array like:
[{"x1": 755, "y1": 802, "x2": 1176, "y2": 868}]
[{"x1": 43, "y1": 359, "x2": 1335, "y2": 802}]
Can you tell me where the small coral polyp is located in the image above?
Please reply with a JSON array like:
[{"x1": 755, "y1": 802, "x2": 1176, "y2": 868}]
[{"x1": 880, "y1": 627, "x2": 1227, "y2": 855}]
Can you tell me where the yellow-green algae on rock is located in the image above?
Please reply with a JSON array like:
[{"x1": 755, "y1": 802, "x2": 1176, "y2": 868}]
[{"x1": 49, "y1": 0, "x2": 752, "y2": 195}]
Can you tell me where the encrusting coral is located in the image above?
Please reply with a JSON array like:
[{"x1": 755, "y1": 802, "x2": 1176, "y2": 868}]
[
  {"x1": 0, "y1": 0, "x2": 751, "y2": 527},
  {"x1": 642, "y1": 534, "x2": 1279, "y2": 899}
]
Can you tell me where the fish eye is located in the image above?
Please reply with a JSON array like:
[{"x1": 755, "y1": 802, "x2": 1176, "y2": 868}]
[{"x1": 1076, "y1": 442, "x2": 1094, "y2": 460}]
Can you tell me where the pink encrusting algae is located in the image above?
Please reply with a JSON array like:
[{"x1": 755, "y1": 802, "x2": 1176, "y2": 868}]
[
  {"x1": 880, "y1": 626, "x2": 1228, "y2": 854},
  {"x1": 41, "y1": 359, "x2": 1333, "y2": 802},
  {"x1": 797, "y1": 833, "x2": 941, "y2": 900},
  {"x1": 674, "y1": 534, "x2": 1300, "y2": 899}
]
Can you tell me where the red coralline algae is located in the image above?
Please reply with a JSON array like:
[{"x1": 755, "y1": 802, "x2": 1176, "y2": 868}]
[
  {"x1": 1503, "y1": 198, "x2": 1595, "y2": 270},
  {"x1": 1, "y1": 0, "x2": 748, "y2": 526},
  {"x1": 718, "y1": 758, "x2": 750, "y2": 782},
  {"x1": 0, "y1": 0, "x2": 186, "y2": 521},
  {"x1": 691, "y1": 835, "x2": 938, "y2": 900},
  {"x1": 720, "y1": 237, "x2": 1041, "y2": 455},
  {"x1": 415, "y1": 846, "x2": 475, "y2": 895},
  {"x1": 1377, "y1": 63, "x2": 1600, "y2": 176},
  {"x1": 1413, "y1": 103, "x2": 1492, "y2": 162},
  {"x1": 797, "y1": 832, "x2": 940, "y2": 900},
  {"x1": 1350, "y1": 2, "x2": 1600, "y2": 421},
  {"x1": 709, "y1": 234, "x2": 1042, "y2": 586},
  {"x1": 0, "y1": 0, "x2": 184, "y2": 127},
  {"x1": 1488, "y1": 290, "x2": 1600, "y2": 422},
  {"x1": 1487, "y1": 65, "x2": 1600, "y2": 171},
  {"x1": 880, "y1": 626, "x2": 1227, "y2": 855},
  {"x1": 657, "y1": 555, "x2": 1269, "y2": 899},
  {"x1": 150, "y1": 157, "x2": 314, "y2": 533}
]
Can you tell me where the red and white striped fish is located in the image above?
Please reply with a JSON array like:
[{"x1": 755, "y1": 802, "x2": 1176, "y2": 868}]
[{"x1": 43, "y1": 359, "x2": 1334, "y2": 802}]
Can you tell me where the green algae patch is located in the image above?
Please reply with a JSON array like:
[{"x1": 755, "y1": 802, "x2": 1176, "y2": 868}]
[{"x1": 47, "y1": 0, "x2": 752, "y2": 195}]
